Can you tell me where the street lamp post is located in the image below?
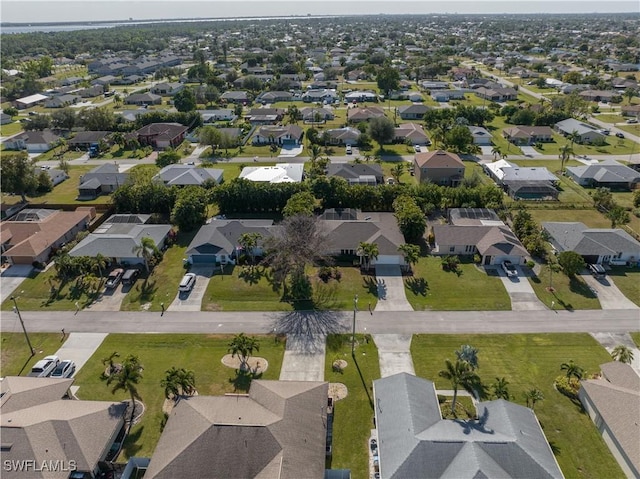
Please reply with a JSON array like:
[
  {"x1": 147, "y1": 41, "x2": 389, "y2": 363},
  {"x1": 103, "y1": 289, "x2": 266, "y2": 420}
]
[
  {"x1": 10, "y1": 296, "x2": 35, "y2": 356},
  {"x1": 351, "y1": 294, "x2": 358, "y2": 356}
]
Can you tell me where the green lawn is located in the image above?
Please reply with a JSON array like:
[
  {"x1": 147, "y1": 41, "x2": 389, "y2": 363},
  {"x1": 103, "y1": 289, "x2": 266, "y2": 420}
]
[
  {"x1": 202, "y1": 265, "x2": 378, "y2": 311},
  {"x1": 405, "y1": 256, "x2": 511, "y2": 310},
  {"x1": 0, "y1": 333, "x2": 62, "y2": 376},
  {"x1": 324, "y1": 334, "x2": 380, "y2": 479},
  {"x1": 28, "y1": 165, "x2": 112, "y2": 205},
  {"x1": 631, "y1": 332, "x2": 640, "y2": 346},
  {"x1": 411, "y1": 334, "x2": 623, "y2": 479},
  {"x1": 528, "y1": 264, "x2": 601, "y2": 310},
  {"x1": 608, "y1": 267, "x2": 640, "y2": 307},
  {"x1": 120, "y1": 231, "x2": 193, "y2": 312},
  {"x1": 73, "y1": 333, "x2": 285, "y2": 460},
  {"x1": 528, "y1": 208, "x2": 612, "y2": 229},
  {"x1": 0, "y1": 121, "x2": 23, "y2": 136}
]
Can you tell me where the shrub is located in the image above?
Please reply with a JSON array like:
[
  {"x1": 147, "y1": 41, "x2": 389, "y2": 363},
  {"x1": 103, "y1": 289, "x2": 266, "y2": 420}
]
[
  {"x1": 554, "y1": 375, "x2": 580, "y2": 399},
  {"x1": 318, "y1": 266, "x2": 333, "y2": 283}
]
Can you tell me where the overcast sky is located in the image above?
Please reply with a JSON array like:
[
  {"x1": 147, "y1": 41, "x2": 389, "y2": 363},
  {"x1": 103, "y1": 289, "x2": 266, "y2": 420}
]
[{"x1": 1, "y1": 0, "x2": 638, "y2": 23}]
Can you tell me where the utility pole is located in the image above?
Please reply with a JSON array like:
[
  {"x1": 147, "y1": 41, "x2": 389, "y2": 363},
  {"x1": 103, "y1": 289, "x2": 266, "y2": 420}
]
[
  {"x1": 10, "y1": 296, "x2": 35, "y2": 356},
  {"x1": 351, "y1": 294, "x2": 358, "y2": 356}
]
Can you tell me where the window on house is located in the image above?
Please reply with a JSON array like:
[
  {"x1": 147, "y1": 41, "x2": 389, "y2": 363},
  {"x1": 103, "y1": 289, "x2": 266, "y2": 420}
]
[{"x1": 449, "y1": 247, "x2": 455, "y2": 252}]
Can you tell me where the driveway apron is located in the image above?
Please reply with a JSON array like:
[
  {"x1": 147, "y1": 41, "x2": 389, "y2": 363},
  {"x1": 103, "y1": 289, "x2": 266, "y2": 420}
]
[
  {"x1": 168, "y1": 265, "x2": 214, "y2": 312},
  {"x1": 496, "y1": 266, "x2": 547, "y2": 311},
  {"x1": 590, "y1": 332, "x2": 640, "y2": 375},
  {"x1": 279, "y1": 334, "x2": 326, "y2": 381},
  {"x1": 374, "y1": 265, "x2": 413, "y2": 312},
  {"x1": 53, "y1": 332, "x2": 108, "y2": 376},
  {"x1": 580, "y1": 273, "x2": 639, "y2": 310},
  {"x1": 1, "y1": 265, "x2": 33, "y2": 304},
  {"x1": 372, "y1": 334, "x2": 415, "y2": 377}
]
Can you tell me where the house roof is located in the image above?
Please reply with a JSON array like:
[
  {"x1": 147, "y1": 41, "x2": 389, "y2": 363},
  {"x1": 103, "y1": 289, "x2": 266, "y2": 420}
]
[
  {"x1": 69, "y1": 131, "x2": 110, "y2": 144},
  {"x1": 555, "y1": 118, "x2": 604, "y2": 138},
  {"x1": 239, "y1": 163, "x2": 304, "y2": 183},
  {"x1": 78, "y1": 163, "x2": 128, "y2": 190},
  {"x1": 542, "y1": 222, "x2": 640, "y2": 256},
  {"x1": 0, "y1": 377, "x2": 127, "y2": 479},
  {"x1": 415, "y1": 150, "x2": 464, "y2": 169},
  {"x1": 374, "y1": 373, "x2": 563, "y2": 479},
  {"x1": 135, "y1": 122, "x2": 188, "y2": 141},
  {"x1": 186, "y1": 220, "x2": 274, "y2": 257},
  {"x1": 326, "y1": 127, "x2": 361, "y2": 141},
  {"x1": 398, "y1": 104, "x2": 429, "y2": 114},
  {"x1": 145, "y1": 380, "x2": 328, "y2": 479},
  {"x1": 69, "y1": 223, "x2": 171, "y2": 258},
  {"x1": 327, "y1": 163, "x2": 383, "y2": 181},
  {"x1": 347, "y1": 106, "x2": 385, "y2": 121},
  {"x1": 255, "y1": 125, "x2": 303, "y2": 140},
  {"x1": 10, "y1": 130, "x2": 60, "y2": 145},
  {"x1": 448, "y1": 208, "x2": 503, "y2": 227},
  {"x1": 433, "y1": 225, "x2": 528, "y2": 258},
  {"x1": 566, "y1": 160, "x2": 640, "y2": 183},
  {"x1": 503, "y1": 126, "x2": 554, "y2": 138},
  {"x1": 154, "y1": 164, "x2": 223, "y2": 186},
  {"x1": 580, "y1": 362, "x2": 640, "y2": 474}
]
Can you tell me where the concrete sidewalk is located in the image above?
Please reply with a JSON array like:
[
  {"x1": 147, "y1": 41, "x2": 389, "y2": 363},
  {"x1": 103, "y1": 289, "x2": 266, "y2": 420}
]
[
  {"x1": 279, "y1": 334, "x2": 326, "y2": 381},
  {"x1": 373, "y1": 334, "x2": 415, "y2": 377}
]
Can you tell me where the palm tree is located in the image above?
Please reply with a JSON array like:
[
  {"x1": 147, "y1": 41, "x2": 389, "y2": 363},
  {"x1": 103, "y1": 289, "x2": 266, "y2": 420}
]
[
  {"x1": 357, "y1": 242, "x2": 379, "y2": 271},
  {"x1": 237, "y1": 232, "x2": 262, "y2": 266},
  {"x1": 287, "y1": 105, "x2": 301, "y2": 125},
  {"x1": 438, "y1": 359, "x2": 481, "y2": 416},
  {"x1": 228, "y1": 333, "x2": 260, "y2": 372},
  {"x1": 105, "y1": 354, "x2": 143, "y2": 424},
  {"x1": 558, "y1": 143, "x2": 573, "y2": 174},
  {"x1": 611, "y1": 345, "x2": 634, "y2": 364},
  {"x1": 398, "y1": 243, "x2": 420, "y2": 273},
  {"x1": 524, "y1": 388, "x2": 544, "y2": 410},
  {"x1": 93, "y1": 253, "x2": 109, "y2": 282},
  {"x1": 455, "y1": 344, "x2": 480, "y2": 370},
  {"x1": 560, "y1": 360, "x2": 584, "y2": 380},
  {"x1": 491, "y1": 146, "x2": 502, "y2": 160},
  {"x1": 491, "y1": 377, "x2": 510, "y2": 400},
  {"x1": 390, "y1": 163, "x2": 405, "y2": 184},
  {"x1": 161, "y1": 367, "x2": 196, "y2": 401},
  {"x1": 132, "y1": 237, "x2": 159, "y2": 273}
]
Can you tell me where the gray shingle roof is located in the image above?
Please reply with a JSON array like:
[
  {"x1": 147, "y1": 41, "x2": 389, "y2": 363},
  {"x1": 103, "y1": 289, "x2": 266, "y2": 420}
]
[
  {"x1": 186, "y1": 220, "x2": 274, "y2": 257},
  {"x1": 542, "y1": 222, "x2": 640, "y2": 256},
  {"x1": 69, "y1": 223, "x2": 171, "y2": 258},
  {"x1": 566, "y1": 160, "x2": 640, "y2": 183},
  {"x1": 433, "y1": 225, "x2": 528, "y2": 258},
  {"x1": 374, "y1": 373, "x2": 564, "y2": 479}
]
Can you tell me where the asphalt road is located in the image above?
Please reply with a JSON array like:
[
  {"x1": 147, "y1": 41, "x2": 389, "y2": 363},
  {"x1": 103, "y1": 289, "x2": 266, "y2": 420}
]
[{"x1": 2, "y1": 308, "x2": 638, "y2": 336}]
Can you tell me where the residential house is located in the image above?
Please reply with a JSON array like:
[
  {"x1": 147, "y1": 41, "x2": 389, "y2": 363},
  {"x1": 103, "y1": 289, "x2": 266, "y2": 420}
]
[
  {"x1": 153, "y1": 164, "x2": 223, "y2": 187},
  {"x1": 1, "y1": 208, "x2": 94, "y2": 265},
  {"x1": 554, "y1": 118, "x2": 605, "y2": 144},
  {"x1": 474, "y1": 86, "x2": 518, "y2": 102},
  {"x1": 373, "y1": 373, "x2": 564, "y2": 479},
  {"x1": 579, "y1": 90, "x2": 616, "y2": 103},
  {"x1": 414, "y1": 150, "x2": 465, "y2": 186},
  {"x1": 397, "y1": 104, "x2": 429, "y2": 120},
  {"x1": 220, "y1": 91, "x2": 250, "y2": 104},
  {"x1": 420, "y1": 80, "x2": 449, "y2": 90},
  {"x1": 394, "y1": 123, "x2": 430, "y2": 145},
  {"x1": 252, "y1": 125, "x2": 303, "y2": 145},
  {"x1": 503, "y1": 126, "x2": 554, "y2": 145},
  {"x1": 0, "y1": 112, "x2": 13, "y2": 125},
  {"x1": 347, "y1": 106, "x2": 386, "y2": 123},
  {"x1": 0, "y1": 377, "x2": 127, "y2": 479},
  {"x1": 78, "y1": 163, "x2": 129, "y2": 199},
  {"x1": 4, "y1": 130, "x2": 61, "y2": 153},
  {"x1": 144, "y1": 381, "x2": 328, "y2": 479},
  {"x1": 301, "y1": 89, "x2": 339, "y2": 104},
  {"x1": 124, "y1": 92, "x2": 162, "y2": 106},
  {"x1": 78, "y1": 85, "x2": 105, "y2": 98},
  {"x1": 620, "y1": 105, "x2": 640, "y2": 118},
  {"x1": 319, "y1": 209, "x2": 406, "y2": 265},
  {"x1": 198, "y1": 109, "x2": 237, "y2": 123},
  {"x1": 44, "y1": 94, "x2": 81, "y2": 108},
  {"x1": 255, "y1": 91, "x2": 293, "y2": 103},
  {"x1": 68, "y1": 216, "x2": 171, "y2": 265},
  {"x1": 327, "y1": 163, "x2": 383, "y2": 186},
  {"x1": 239, "y1": 163, "x2": 304, "y2": 183},
  {"x1": 300, "y1": 107, "x2": 335, "y2": 123},
  {"x1": 13, "y1": 93, "x2": 48, "y2": 109},
  {"x1": 91, "y1": 75, "x2": 118, "y2": 86},
  {"x1": 135, "y1": 123, "x2": 188, "y2": 149},
  {"x1": 565, "y1": 159, "x2": 640, "y2": 190},
  {"x1": 485, "y1": 160, "x2": 559, "y2": 200},
  {"x1": 430, "y1": 89, "x2": 466, "y2": 102},
  {"x1": 34, "y1": 167, "x2": 69, "y2": 187},
  {"x1": 186, "y1": 219, "x2": 274, "y2": 264},
  {"x1": 150, "y1": 82, "x2": 184, "y2": 96},
  {"x1": 246, "y1": 107, "x2": 286, "y2": 125},
  {"x1": 467, "y1": 125, "x2": 493, "y2": 145},
  {"x1": 344, "y1": 90, "x2": 378, "y2": 103},
  {"x1": 325, "y1": 127, "x2": 361, "y2": 146},
  {"x1": 579, "y1": 362, "x2": 640, "y2": 478},
  {"x1": 68, "y1": 131, "x2": 111, "y2": 150},
  {"x1": 542, "y1": 222, "x2": 640, "y2": 265}
]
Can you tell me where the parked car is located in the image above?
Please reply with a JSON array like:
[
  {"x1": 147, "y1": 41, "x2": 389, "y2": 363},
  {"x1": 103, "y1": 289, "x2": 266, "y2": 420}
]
[
  {"x1": 626, "y1": 118, "x2": 638, "y2": 124},
  {"x1": 106, "y1": 268, "x2": 124, "y2": 288},
  {"x1": 28, "y1": 355, "x2": 60, "y2": 377},
  {"x1": 179, "y1": 272, "x2": 196, "y2": 292},
  {"x1": 414, "y1": 145, "x2": 421, "y2": 152},
  {"x1": 50, "y1": 359, "x2": 76, "y2": 378},
  {"x1": 615, "y1": 132, "x2": 625, "y2": 138},
  {"x1": 588, "y1": 263, "x2": 606, "y2": 279},
  {"x1": 501, "y1": 260, "x2": 518, "y2": 277},
  {"x1": 345, "y1": 144, "x2": 352, "y2": 155},
  {"x1": 598, "y1": 129, "x2": 610, "y2": 136},
  {"x1": 122, "y1": 268, "x2": 140, "y2": 285}
]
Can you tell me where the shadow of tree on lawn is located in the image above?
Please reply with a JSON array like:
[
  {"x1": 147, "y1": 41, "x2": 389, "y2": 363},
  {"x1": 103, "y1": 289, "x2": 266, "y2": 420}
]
[{"x1": 405, "y1": 276, "x2": 429, "y2": 296}]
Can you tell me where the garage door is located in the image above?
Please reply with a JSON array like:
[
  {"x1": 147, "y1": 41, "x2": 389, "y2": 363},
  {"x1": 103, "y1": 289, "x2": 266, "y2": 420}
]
[
  {"x1": 191, "y1": 254, "x2": 216, "y2": 264},
  {"x1": 374, "y1": 255, "x2": 402, "y2": 265}
]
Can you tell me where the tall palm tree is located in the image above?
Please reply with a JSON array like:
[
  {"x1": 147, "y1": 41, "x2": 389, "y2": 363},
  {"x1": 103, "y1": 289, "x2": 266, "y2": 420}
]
[
  {"x1": 524, "y1": 388, "x2": 544, "y2": 410},
  {"x1": 237, "y1": 232, "x2": 262, "y2": 265},
  {"x1": 491, "y1": 377, "x2": 510, "y2": 400},
  {"x1": 560, "y1": 360, "x2": 584, "y2": 380},
  {"x1": 132, "y1": 237, "x2": 159, "y2": 273},
  {"x1": 105, "y1": 354, "x2": 143, "y2": 424},
  {"x1": 228, "y1": 333, "x2": 260, "y2": 372},
  {"x1": 558, "y1": 143, "x2": 573, "y2": 174},
  {"x1": 491, "y1": 146, "x2": 502, "y2": 160},
  {"x1": 93, "y1": 253, "x2": 109, "y2": 282},
  {"x1": 455, "y1": 344, "x2": 480, "y2": 370},
  {"x1": 398, "y1": 243, "x2": 420, "y2": 273},
  {"x1": 390, "y1": 163, "x2": 405, "y2": 184},
  {"x1": 611, "y1": 345, "x2": 634, "y2": 364},
  {"x1": 438, "y1": 359, "x2": 481, "y2": 416},
  {"x1": 357, "y1": 242, "x2": 379, "y2": 271}
]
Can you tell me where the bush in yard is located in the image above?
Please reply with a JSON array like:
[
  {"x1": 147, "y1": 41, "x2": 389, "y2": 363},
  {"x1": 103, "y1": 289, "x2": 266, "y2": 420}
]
[
  {"x1": 318, "y1": 266, "x2": 333, "y2": 283},
  {"x1": 557, "y1": 251, "x2": 586, "y2": 277},
  {"x1": 441, "y1": 255, "x2": 460, "y2": 272},
  {"x1": 554, "y1": 375, "x2": 580, "y2": 399}
]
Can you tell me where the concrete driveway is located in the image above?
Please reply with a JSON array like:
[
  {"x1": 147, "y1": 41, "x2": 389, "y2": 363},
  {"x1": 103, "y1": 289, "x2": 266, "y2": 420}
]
[
  {"x1": 1, "y1": 265, "x2": 33, "y2": 304},
  {"x1": 86, "y1": 282, "x2": 130, "y2": 311},
  {"x1": 168, "y1": 265, "x2": 214, "y2": 312},
  {"x1": 495, "y1": 266, "x2": 547, "y2": 311},
  {"x1": 53, "y1": 332, "x2": 108, "y2": 376},
  {"x1": 590, "y1": 332, "x2": 640, "y2": 374},
  {"x1": 374, "y1": 265, "x2": 413, "y2": 311},
  {"x1": 580, "y1": 272, "x2": 638, "y2": 310},
  {"x1": 372, "y1": 334, "x2": 415, "y2": 377},
  {"x1": 279, "y1": 334, "x2": 326, "y2": 381}
]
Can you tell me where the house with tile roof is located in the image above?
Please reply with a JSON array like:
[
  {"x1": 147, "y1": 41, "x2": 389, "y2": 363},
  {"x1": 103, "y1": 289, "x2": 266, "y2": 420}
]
[
  {"x1": 144, "y1": 380, "x2": 328, "y2": 479},
  {"x1": 542, "y1": 222, "x2": 640, "y2": 265},
  {"x1": 135, "y1": 122, "x2": 188, "y2": 150},
  {"x1": 373, "y1": 373, "x2": 564, "y2": 479},
  {"x1": 153, "y1": 164, "x2": 223, "y2": 187},
  {"x1": 1, "y1": 208, "x2": 94, "y2": 265},
  {"x1": 565, "y1": 159, "x2": 640, "y2": 190},
  {"x1": 414, "y1": 150, "x2": 465, "y2": 186},
  {"x1": 0, "y1": 376, "x2": 127, "y2": 479},
  {"x1": 579, "y1": 362, "x2": 640, "y2": 479}
]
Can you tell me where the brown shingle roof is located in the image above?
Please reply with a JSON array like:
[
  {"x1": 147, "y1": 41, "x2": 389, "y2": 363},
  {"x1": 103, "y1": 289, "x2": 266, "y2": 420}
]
[{"x1": 415, "y1": 150, "x2": 464, "y2": 168}]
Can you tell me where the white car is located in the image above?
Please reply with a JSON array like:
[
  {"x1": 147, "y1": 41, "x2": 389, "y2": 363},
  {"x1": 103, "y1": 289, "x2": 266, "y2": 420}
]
[
  {"x1": 28, "y1": 355, "x2": 60, "y2": 377},
  {"x1": 179, "y1": 273, "x2": 196, "y2": 292},
  {"x1": 50, "y1": 360, "x2": 76, "y2": 378},
  {"x1": 414, "y1": 145, "x2": 421, "y2": 152},
  {"x1": 501, "y1": 261, "x2": 518, "y2": 277},
  {"x1": 345, "y1": 145, "x2": 352, "y2": 155}
]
